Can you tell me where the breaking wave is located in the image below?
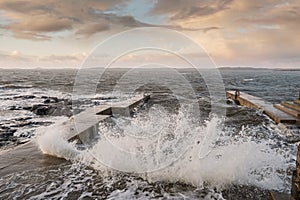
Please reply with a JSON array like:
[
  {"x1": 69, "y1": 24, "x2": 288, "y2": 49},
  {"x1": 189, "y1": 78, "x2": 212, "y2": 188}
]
[{"x1": 36, "y1": 104, "x2": 295, "y2": 193}]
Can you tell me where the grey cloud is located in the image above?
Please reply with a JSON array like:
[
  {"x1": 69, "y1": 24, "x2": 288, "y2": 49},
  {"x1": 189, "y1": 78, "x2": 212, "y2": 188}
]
[
  {"x1": 76, "y1": 21, "x2": 110, "y2": 37},
  {"x1": 0, "y1": 0, "x2": 223, "y2": 40},
  {"x1": 150, "y1": 0, "x2": 234, "y2": 20},
  {"x1": 40, "y1": 54, "x2": 83, "y2": 62},
  {"x1": 0, "y1": 0, "x2": 130, "y2": 40}
]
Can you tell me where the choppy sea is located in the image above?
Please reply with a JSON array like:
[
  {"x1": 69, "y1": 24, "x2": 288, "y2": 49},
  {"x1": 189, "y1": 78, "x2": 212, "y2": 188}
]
[{"x1": 0, "y1": 68, "x2": 299, "y2": 199}]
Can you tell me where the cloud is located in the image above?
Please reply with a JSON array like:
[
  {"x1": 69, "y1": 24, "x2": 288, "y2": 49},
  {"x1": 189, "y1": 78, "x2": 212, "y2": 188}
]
[
  {"x1": 148, "y1": 0, "x2": 300, "y2": 67},
  {"x1": 0, "y1": 0, "x2": 223, "y2": 40},
  {"x1": 0, "y1": 0, "x2": 130, "y2": 40},
  {"x1": 0, "y1": 50, "x2": 87, "y2": 68},
  {"x1": 76, "y1": 21, "x2": 110, "y2": 37},
  {"x1": 0, "y1": 0, "x2": 299, "y2": 68},
  {"x1": 0, "y1": 50, "x2": 32, "y2": 62},
  {"x1": 149, "y1": 0, "x2": 233, "y2": 20}
]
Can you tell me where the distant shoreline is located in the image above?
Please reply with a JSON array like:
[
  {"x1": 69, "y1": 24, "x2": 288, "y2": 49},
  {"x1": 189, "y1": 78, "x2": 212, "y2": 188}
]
[
  {"x1": 218, "y1": 67, "x2": 300, "y2": 71},
  {"x1": 0, "y1": 66, "x2": 299, "y2": 71}
]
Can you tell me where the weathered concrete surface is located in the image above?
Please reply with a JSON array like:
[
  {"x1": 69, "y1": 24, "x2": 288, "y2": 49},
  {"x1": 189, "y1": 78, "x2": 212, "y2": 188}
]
[
  {"x1": 226, "y1": 91, "x2": 298, "y2": 124},
  {"x1": 274, "y1": 104, "x2": 300, "y2": 118},
  {"x1": 0, "y1": 94, "x2": 149, "y2": 176},
  {"x1": 111, "y1": 94, "x2": 149, "y2": 116},
  {"x1": 282, "y1": 101, "x2": 300, "y2": 112}
]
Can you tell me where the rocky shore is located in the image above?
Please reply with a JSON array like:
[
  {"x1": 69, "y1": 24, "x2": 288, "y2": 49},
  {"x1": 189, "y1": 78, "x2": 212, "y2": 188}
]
[{"x1": 0, "y1": 95, "x2": 72, "y2": 149}]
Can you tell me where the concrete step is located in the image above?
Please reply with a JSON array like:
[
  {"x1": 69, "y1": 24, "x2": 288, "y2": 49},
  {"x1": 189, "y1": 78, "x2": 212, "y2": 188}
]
[
  {"x1": 226, "y1": 91, "x2": 298, "y2": 124},
  {"x1": 274, "y1": 104, "x2": 300, "y2": 118},
  {"x1": 281, "y1": 101, "x2": 300, "y2": 112}
]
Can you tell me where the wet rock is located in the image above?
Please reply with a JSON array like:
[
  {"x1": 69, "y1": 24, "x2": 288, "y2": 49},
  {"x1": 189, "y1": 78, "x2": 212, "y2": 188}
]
[
  {"x1": 0, "y1": 128, "x2": 18, "y2": 149},
  {"x1": 13, "y1": 95, "x2": 36, "y2": 99},
  {"x1": 10, "y1": 121, "x2": 39, "y2": 128},
  {"x1": 23, "y1": 106, "x2": 33, "y2": 110},
  {"x1": 31, "y1": 102, "x2": 72, "y2": 117},
  {"x1": 43, "y1": 97, "x2": 59, "y2": 103},
  {"x1": 17, "y1": 138, "x2": 30, "y2": 144},
  {"x1": 33, "y1": 105, "x2": 49, "y2": 115},
  {"x1": 9, "y1": 106, "x2": 23, "y2": 110},
  {"x1": 15, "y1": 117, "x2": 33, "y2": 121},
  {"x1": 93, "y1": 96, "x2": 117, "y2": 101},
  {"x1": 0, "y1": 127, "x2": 16, "y2": 136},
  {"x1": 0, "y1": 141, "x2": 7, "y2": 147},
  {"x1": 222, "y1": 185, "x2": 269, "y2": 200}
]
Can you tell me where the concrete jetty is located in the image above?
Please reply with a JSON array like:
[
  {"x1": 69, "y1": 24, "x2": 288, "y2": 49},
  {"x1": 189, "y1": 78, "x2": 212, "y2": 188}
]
[
  {"x1": 226, "y1": 90, "x2": 300, "y2": 139},
  {"x1": 0, "y1": 94, "x2": 149, "y2": 176},
  {"x1": 226, "y1": 91, "x2": 299, "y2": 124},
  {"x1": 227, "y1": 90, "x2": 300, "y2": 200}
]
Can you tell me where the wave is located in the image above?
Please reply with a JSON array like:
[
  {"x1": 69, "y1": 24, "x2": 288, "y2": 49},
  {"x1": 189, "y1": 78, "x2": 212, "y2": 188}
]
[
  {"x1": 0, "y1": 84, "x2": 33, "y2": 89},
  {"x1": 243, "y1": 79, "x2": 254, "y2": 82},
  {"x1": 36, "y1": 104, "x2": 295, "y2": 192}
]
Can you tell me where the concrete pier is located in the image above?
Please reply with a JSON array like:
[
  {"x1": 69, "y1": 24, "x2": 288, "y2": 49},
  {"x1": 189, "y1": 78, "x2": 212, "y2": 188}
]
[
  {"x1": 226, "y1": 91, "x2": 300, "y2": 140},
  {"x1": 227, "y1": 90, "x2": 300, "y2": 199},
  {"x1": 0, "y1": 94, "x2": 149, "y2": 176},
  {"x1": 226, "y1": 91, "x2": 299, "y2": 124}
]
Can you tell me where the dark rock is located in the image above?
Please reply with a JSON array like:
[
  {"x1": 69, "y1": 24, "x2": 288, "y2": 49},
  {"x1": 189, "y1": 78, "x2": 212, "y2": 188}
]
[
  {"x1": 0, "y1": 141, "x2": 7, "y2": 146},
  {"x1": 17, "y1": 139, "x2": 30, "y2": 145},
  {"x1": 13, "y1": 95, "x2": 36, "y2": 99},
  {"x1": 23, "y1": 106, "x2": 33, "y2": 110},
  {"x1": 0, "y1": 132, "x2": 13, "y2": 138},
  {"x1": 43, "y1": 97, "x2": 59, "y2": 103},
  {"x1": 226, "y1": 99, "x2": 234, "y2": 104},
  {"x1": 35, "y1": 105, "x2": 50, "y2": 115},
  {"x1": 10, "y1": 121, "x2": 36, "y2": 128},
  {"x1": 15, "y1": 117, "x2": 33, "y2": 121},
  {"x1": 31, "y1": 102, "x2": 72, "y2": 117},
  {"x1": 222, "y1": 185, "x2": 269, "y2": 200},
  {"x1": 93, "y1": 96, "x2": 117, "y2": 101},
  {"x1": 9, "y1": 106, "x2": 23, "y2": 110},
  {"x1": 9, "y1": 95, "x2": 73, "y2": 117}
]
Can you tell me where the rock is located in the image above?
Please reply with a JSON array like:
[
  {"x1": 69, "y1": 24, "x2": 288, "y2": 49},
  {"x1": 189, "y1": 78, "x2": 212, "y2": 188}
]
[
  {"x1": 0, "y1": 141, "x2": 7, "y2": 147},
  {"x1": 31, "y1": 102, "x2": 72, "y2": 117},
  {"x1": 9, "y1": 106, "x2": 23, "y2": 110},
  {"x1": 9, "y1": 95, "x2": 73, "y2": 117},
  {"x1": 15, "y1": 117, "x2": 33, "y2": 121},
  {"x1": 13, "y1": 95, "x2": 36, "y2": 99},
  {"x1": 0, "y1": 132, "x2": 13, "y2": 138},
  {"x1": 34, "y1": 105, "x2": 50, "y2": 115},
  {"x1": 43, "y1": 97, "x2": 59, "y2": 103},
  {"x1": 17, "y1": 138, "x2": 30, "y2": 145}
]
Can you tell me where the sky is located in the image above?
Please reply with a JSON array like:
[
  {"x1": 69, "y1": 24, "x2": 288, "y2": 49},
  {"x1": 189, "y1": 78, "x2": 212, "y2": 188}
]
[{"x1": 0, "y1": 0, "x2": 299, "y2": 69}]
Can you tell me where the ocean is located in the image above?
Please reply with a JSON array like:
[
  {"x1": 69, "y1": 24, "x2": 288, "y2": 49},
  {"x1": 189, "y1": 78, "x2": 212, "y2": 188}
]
[{"x1": 0, "y1": 68, "x2": 299, "y2": 199}]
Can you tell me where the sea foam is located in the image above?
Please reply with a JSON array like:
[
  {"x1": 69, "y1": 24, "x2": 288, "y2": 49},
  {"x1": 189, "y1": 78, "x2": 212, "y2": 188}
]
[{"x1": 36, "y1": 104, "x2": 295, "y2": 192}]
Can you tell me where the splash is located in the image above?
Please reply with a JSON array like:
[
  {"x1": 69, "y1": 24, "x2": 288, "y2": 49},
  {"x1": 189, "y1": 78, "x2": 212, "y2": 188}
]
[
  {"x1": 36, "y1": 118, "x2": 79, "y2": 159},
  {"x1": 36, "y1": 104, "x2": 295, "y2": 192}
]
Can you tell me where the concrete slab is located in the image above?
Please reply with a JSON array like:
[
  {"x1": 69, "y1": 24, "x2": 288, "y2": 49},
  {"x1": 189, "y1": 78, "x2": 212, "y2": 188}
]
[
  {"x1": 282, "y1": 101, "x2": 300, "y2": 112},
  {"x1": 67, "y1": 115, "x2": 111, "y2": 143},
  {"x1": 274, "y1": 104, "x2": 300, "y2": 118},
  {"x1": 0, "y1": 94, "x2": 150, "y2": 176},
  {"x1": 226, "y1": 91, "x2": 298, "y2": 124}
]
